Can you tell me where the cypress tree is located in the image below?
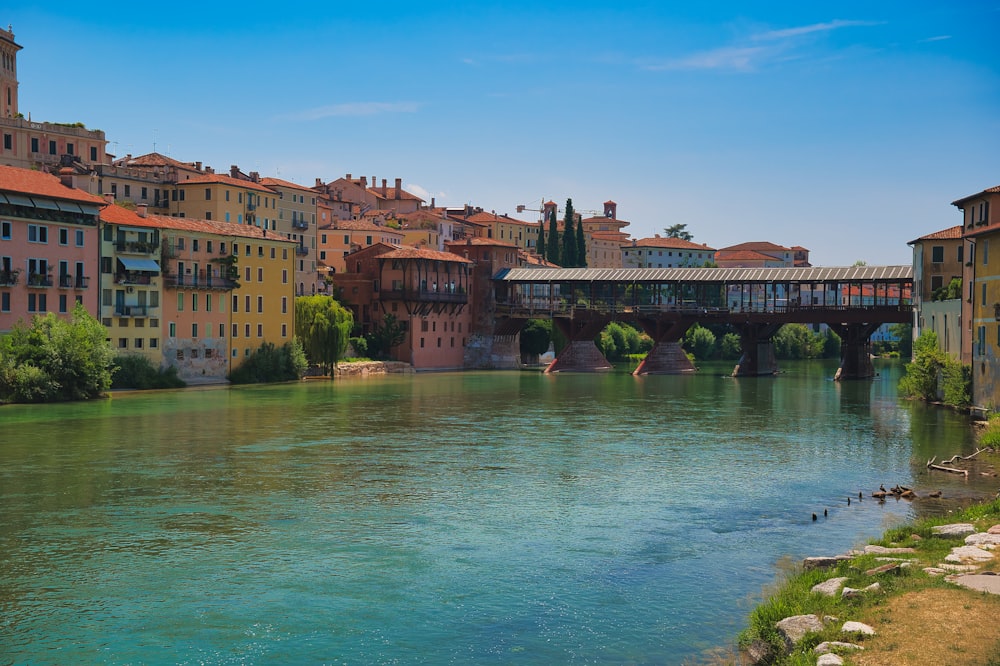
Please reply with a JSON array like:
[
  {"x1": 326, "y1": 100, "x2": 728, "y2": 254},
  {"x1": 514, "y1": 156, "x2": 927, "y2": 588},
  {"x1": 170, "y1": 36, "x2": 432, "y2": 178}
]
[
  {"x1": 576, "y1": 213, "x2": 587, "y2": 267},
  {"x1": 562, "y1": 198, "x2": 576, "y2": 268},
  {"x1": 536, "y1": 219, "x2": 546, "y2": 259},
  {"x1": 547, "y1": 207, "x2": 560, "y2": 266}
]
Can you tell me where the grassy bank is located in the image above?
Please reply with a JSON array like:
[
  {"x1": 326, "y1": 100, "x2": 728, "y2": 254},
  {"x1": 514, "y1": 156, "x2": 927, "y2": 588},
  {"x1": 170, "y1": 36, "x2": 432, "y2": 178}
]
[{"x1": 734, "y1": 493, "x2": 1000, "y2": 665}]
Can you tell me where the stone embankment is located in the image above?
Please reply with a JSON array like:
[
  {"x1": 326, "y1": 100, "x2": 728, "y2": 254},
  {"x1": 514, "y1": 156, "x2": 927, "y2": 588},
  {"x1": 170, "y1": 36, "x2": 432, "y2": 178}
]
[
  {"x1": 752, "y1": 522, "x2": 1000, "y2": 665},
  {"x1": 301, "y1": 361, "x2": 413, "y2": 379}
]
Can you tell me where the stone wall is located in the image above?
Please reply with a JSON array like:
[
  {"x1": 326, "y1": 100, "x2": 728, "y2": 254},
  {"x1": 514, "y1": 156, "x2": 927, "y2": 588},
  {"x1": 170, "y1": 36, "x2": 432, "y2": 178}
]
[
  {"x1": 331, "y1": 361, "x2": 413, "y2": 378},
  {"x1": 463, "y1": 333, "x2": 521, "y2": 369}
]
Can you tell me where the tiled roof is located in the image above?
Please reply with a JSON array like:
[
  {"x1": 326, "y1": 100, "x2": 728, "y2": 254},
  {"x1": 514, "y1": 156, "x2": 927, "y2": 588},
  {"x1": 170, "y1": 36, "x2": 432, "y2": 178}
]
[
  {"x1": 260, "y1": 176, "x2": 314, "y2": 192},
  {"x1": 465, "y1": 211, "x2": 535, "y2": 226},
  {"x1": 123, "y1": 152, "x2": 197, "y2": 169},
  {"x1": 909, "y1": 225, "x2": 963, "y2": 244},
  {"x1": 322, "y1": 219, "x2": 404, "y2": 233},
  {"x1": 520, "y1": 251, "x2": 559, "y2": 267},
  {"x1": 0, "y1": 165, "x2": 106, "y2": 205},
  {"x1": 178, "y1": 173, "x2": 276, "y2": 194},
  {"x1": 380, "y1": 247, "x2": 473, "y2": 263},
  {"x1": 952, "y1": 185, "x2": 1000, "y2": 207},
  {"x1": 368, "y1": 186, "x2": 424, "y2": 202},
  {"x1": 100, "y1": 204, "x2": 163, "y2": 229},
  {"x1": 445, "y1": 237, "x2": 518, "y2": 248},
  {"x1": 630, "y1": 237, "x2": 717, "y2": 251},
  {"x1": 718, "y1": 241, "x2": 792, "y2": 253},
  {"x1": 146, "y1": 213, "x2": 295, "y2": 243}
]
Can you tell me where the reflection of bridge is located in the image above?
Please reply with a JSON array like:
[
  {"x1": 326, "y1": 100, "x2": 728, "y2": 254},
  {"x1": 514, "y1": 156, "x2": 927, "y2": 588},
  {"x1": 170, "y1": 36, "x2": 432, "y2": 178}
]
[{"x1": 492, "y1": 265, "x2": 913, "y2": 378}]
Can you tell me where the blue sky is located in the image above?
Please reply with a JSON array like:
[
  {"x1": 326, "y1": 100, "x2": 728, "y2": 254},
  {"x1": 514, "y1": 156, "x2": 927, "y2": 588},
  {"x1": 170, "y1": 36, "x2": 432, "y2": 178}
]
[{"x1": 6, "y1": 2, "x2": 999, "y2": 265}]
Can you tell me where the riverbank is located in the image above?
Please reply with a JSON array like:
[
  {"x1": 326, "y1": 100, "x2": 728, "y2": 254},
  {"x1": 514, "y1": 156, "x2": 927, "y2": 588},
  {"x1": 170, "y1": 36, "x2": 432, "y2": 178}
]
[{"x1": 732, "y1": 481, "x2": 1000, "y2": 665}]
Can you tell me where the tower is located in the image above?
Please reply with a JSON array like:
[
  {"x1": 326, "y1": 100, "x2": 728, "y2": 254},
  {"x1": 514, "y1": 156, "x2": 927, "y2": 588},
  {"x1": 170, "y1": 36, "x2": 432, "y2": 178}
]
[
  {"x1": 0, "y1": 25, "x2": 21, "y2": 118},
  {"x1": 604, "y1": 200, "x2": 617, "y2": 219}
]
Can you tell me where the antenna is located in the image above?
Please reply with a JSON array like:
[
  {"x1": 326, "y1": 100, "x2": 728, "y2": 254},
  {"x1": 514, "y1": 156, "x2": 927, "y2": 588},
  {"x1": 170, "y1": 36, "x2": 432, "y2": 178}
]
[{"x1": 152, "y1": 128, "x2": 158, "y2": 152}]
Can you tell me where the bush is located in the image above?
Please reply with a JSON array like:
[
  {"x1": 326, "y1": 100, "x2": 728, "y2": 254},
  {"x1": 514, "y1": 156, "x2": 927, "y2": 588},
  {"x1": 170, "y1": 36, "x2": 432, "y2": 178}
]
[
  {"x1": 228, "y1": 340, "x2": 307, "y2": 384},
  {"x1": 899, "y1": 331, "x2": 970, "y2": 408},
  {"x1": 683, "y1": 324, "x2": 716, "y2": 361},
  {"x1": 111, "y1": 354, "x2": 186, "y2": 390}
]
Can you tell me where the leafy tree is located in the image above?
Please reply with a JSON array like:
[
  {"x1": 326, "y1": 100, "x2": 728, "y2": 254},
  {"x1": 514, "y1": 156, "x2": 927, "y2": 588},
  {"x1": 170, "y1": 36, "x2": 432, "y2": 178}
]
[
  {"x1": 890, "y1": 323, "x2": 913, "y2": 358},
  {"x1": 683, "y1": 324, "x2": 716, "y2": 361},
  {"x1": 366, "y1": 313, "x2": 407, "y2": 360},
  {"x1": 112, "y1": 354, "x2": 185, "y2": 389},
  {"x1": 773, "y1": 324, "x2": 817, "y2": 360},
  {"x1": 664, "y1": 223, "x2": 693, "y2": 241},
  {"x1": 228, "y1": 340, "x2": 307, "y2": 384},
  {"x1": 898, "y1": 330, "x2": 970, "y2": 408},
  {"x1": 520, "y1": 319, "x2": 552, "y2": 362},
  {"x1": 0, "y1": 304, "x2": 115, "y2": 403},
  {"x1": 536, "y1": 220, "x2": 546, "y2": 259},
  {"x1": 576, "y1": 214, "x2": 587, "y2": 268},
  {"x1": 546, "y1": 207, "x2": 560, "y2": 266},
  {"x1": 561, "y1": 198, "x2": 576, "y2": 267},
  {"x1": 721, "y1": 332, "x2": 742, "y2": 360},
  {"x1": 295, "y1": 295, "x2": 354, "y2": 374}
]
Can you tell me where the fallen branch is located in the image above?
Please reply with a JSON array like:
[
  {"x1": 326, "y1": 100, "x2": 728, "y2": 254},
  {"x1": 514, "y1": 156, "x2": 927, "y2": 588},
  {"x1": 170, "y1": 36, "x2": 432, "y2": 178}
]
[
  {"x1": 939, "y1": 448, "x2": 988, "y2": 464},
  {"x1": 926, "y1": 457, "x2": 970, "y2": 477}
]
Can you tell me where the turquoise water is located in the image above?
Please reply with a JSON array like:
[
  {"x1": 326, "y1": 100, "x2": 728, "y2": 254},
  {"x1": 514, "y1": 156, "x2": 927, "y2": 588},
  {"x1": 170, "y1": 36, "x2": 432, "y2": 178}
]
[{"x1": 0, "y1": 360, "x2": 991, "y2": 664}]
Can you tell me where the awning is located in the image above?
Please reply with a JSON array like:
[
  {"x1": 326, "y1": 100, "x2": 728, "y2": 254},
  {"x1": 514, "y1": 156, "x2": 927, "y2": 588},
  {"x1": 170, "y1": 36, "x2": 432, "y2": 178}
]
[
  {"x1": 30, "y1": 197, "x2": 60, "y2": 210},
  {"x1": 56, "y1": 201, "x2": 84, "y2": 213},
  {"x1": 117, "y1": 257, "x2": 161, "y2": 272},
  {"x1": 80, "y1": 204, "x2": 101, "y2": 217},
  {"x1": 4, "y1": 193, "x2": 33, "y2": 207}
]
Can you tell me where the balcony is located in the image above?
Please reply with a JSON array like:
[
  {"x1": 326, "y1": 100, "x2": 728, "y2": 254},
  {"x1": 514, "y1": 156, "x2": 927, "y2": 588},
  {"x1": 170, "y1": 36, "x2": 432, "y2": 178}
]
[
  {"x1": 26, "y1": 273, "x2": 53, "y2": 288},
  {"x1": 295, "y1": 245, "x2": 309, "y2": 256},
  {"x1": 116, "y1": 272, "x2": 154, "y2": 286},
  {"x1": 164, "y1": 271, "x2": 237, "y2": 290},
  {"x1": 383, "y1": 287, "x2": 467, "y2": 304},
  {"x1": 58, "y1": 274, "x2": 74, "y2": 288},
  {"x1": 114, "y1": 304, "x2": 149, "y2": 318},
  {"x1": 0, "y1": 269, "x2": 19, "y2": 286},
  {"x1": 292, "y1": 220, "x2": 309, "y2": 230},
  {"x1": 76, "y1": 276, "x2": 90, "y2": 289},
  {"x1": 114, "y1": 240, "x2": 159, "y2": 254}
]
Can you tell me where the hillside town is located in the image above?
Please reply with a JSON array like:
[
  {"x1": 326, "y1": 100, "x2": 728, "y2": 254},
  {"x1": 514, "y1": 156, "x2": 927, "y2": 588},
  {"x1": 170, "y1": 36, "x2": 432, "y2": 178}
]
[{"x1": 0, "y1": 24, "x2": 997, "y2": 408}]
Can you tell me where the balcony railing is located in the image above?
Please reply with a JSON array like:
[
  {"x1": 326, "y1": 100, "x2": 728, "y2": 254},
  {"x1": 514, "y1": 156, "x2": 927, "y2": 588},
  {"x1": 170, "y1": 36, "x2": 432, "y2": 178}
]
[
  {"x1": 164, "y1": 272, "x2": 237, "y2": 290},
  {"x1": 0, "y1": 269, "x2": 19, "y2": 286},
  {"x1": 114, "y1": 240, "x2": 158, "y2": 254},
  {"x1": 295, "y1": 245, "x2": 309, "y2": 256},
  {"x1": 114, "y1": 304, "x2": 149, "y2": 317},
  {"x1": 383, "y1": 287, "x2": 468, "y2": 304},
  {"x1": 58, "y1": 274, "x2": 73, "y2": 288},
  {"x1": 27, "y1": 273, "x2": 53, "y2": 288},
  {"x1": 76, "y1": 276, "x2": 90, "y2": 289},
  {"x1": 115, "y1": 272, "x2": 154, "y2": 285},
  {"x1": 292, "y1": 220, "x2": 309, "y2": 230}
]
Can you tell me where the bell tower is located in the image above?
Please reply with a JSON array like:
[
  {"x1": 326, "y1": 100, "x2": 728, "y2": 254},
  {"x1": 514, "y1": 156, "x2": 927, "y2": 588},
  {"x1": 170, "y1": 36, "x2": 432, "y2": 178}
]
[{"x1": 0, "y1": 25, "x2": 21, "y2": 118}]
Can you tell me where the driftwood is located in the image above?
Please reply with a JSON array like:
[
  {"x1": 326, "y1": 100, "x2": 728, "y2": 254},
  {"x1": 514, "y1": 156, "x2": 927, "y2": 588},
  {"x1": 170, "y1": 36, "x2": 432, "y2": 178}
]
[
  {"x1": 939, "y1": 448, "x2": 988, "y2": 465},
  {"x1": 926, "y1": 456, "x2": 970, "y2": 477}
]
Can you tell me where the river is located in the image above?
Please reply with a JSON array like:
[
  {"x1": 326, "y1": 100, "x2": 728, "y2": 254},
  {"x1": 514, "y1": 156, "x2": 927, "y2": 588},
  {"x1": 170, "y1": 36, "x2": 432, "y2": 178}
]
[{"x1": 0, "y1": 360, "x2": 993, "y2": 664}]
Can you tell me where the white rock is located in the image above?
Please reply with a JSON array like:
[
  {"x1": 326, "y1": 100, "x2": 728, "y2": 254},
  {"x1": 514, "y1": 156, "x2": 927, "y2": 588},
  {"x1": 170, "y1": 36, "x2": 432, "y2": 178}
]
[
  {"x1": 863, "y1": 545, "x2": 916, "y2": 554},
  {"x1": 932, "y1": 523, "x2": 977, "y2": 537},
  {"x1": 842, "y1": 621, "x2": 876, "y2": 636},
  {"x1": 924, "y1": 567, "x2": 948, "y2": 576},
  {"x1": 814, "y1": 641, "x2": 864, "y2": 654},
  {"x1": 812, "y1": 577, "x2": 849, "y2": 596},
  {"x1": 842, "y1": 582, "x2": 881, "y2": 598},
  {"x1": 945, "y1": 545, "x2": 995, "y2": 563},
  {"x1": 776, "y1": 614, "x2": 824, "y2": 648},
  {"x1": 966, "y1": 533, "x2": 1000, "y2": 547},
  {"x1": 817, "y1": 654, "x2": 844, "y2": 665}
]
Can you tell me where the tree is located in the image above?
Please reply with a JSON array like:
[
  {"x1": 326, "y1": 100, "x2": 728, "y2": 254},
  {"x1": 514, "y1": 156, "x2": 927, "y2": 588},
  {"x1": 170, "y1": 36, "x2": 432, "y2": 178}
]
[
  {"x1": 546, "y1": 206, "x2": 560, "y2": 266},
  {"x1": 683, "y1": 324, "x2": 716, "y2": 361},
  {"x1": 665, "y1": 223, "x2": 693, "y2": 241},
  {"x1": 890, "y1": 323, "x2": 913, "y2": 359},
  {"x1": 366, "y1": 313, "x2": 407, "y2": 360},
  {"x1": 536, "y1": 220, "x2": 546, "y2": 259},
  {"x1": 0, "y1": 303, "x2": 115, "y2": 403},
  {"x1": 575, "y1": 212, "x2": 587, "y2": 267},
  {"x1": 561, "y1": 198, "x2": 576, "y2": 267},
  {"x1": 228, "y1": 340, "x2": 307, "y2": 384},
  {"x1": 897, "y1": 330, "x2": 970, "y2": 408},
  {"x1": 295, "y1": 295, "x2": 354, "y2": 374}
]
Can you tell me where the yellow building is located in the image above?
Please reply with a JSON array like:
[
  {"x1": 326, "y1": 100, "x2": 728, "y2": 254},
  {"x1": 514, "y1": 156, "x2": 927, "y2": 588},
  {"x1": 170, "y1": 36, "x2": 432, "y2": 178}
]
[
  {"x1": 261, "y1": 176, "x2": 318, "y2": 296},
  {"x1": 169, "y1": 172, "x2": 279, "y2": 230}
]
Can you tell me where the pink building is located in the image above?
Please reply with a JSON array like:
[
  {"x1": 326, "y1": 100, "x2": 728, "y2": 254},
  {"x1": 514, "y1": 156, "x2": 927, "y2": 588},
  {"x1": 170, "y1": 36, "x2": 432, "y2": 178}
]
[{"x1": 0, "y1": 165, "x2": 104, "y2": 333}]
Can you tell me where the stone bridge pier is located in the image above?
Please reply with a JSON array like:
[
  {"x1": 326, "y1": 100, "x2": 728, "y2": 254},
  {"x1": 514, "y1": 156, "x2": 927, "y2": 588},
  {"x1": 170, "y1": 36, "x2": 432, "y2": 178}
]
[
  {"x1": 732, "y1": 322, "x2": 782, "y2": 377},
  {"x1": 545, "y1": 316, "x2": 613, "y2": 373},
  {"x1": 830, "y1": 322, "x2": 880, "y2": 380},
  {"x1": 633, "y1": 317, "x2": 696, "y2": 375}
]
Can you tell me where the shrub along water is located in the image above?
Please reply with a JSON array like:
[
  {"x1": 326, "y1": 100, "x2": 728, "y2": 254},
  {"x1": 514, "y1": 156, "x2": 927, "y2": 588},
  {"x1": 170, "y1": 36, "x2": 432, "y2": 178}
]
[
  {"x1": 898, "y1": 331, "x2": 970, "y2": 409},
  {"x1": 111, "y1": 354, "x2": 186, "y2": 390},
  {"x1": 228, "y1": 340, "x2": 307, "y2": 384}
]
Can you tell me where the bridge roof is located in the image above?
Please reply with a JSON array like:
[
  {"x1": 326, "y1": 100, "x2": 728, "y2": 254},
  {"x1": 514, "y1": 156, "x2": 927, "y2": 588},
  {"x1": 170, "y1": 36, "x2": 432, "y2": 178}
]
[{"x1": 495, "y1": 265, "x2": 913, "y2": 283}]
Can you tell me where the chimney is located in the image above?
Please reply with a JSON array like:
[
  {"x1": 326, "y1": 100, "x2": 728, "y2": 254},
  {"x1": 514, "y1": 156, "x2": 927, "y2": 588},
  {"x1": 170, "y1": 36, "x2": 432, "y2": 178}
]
[
  {"x1": 230, "y1": 165, "x2": 240, "y2": 178},
  {"x1": 360, "y1": 176, "x2": 367, "y2": 188},
  {"x1": 395, "y1": 177, "x2": 402, "y2": 200},
  {"x1": 382, "y1": 178, "x2": 387, "y2": 196},
  {"x1": 103, "y1": 193, "x2": 115, "y2": 204},
  {"x1": 205, "y1": 166, "x2": 214, "y2": 174},
  {"x1": 315, "y1": 178, "x2": 323, "y2": 188},
  {"x1": 195, "y1": 161, "x2": 202, "y2": 171},
  {"x1": 431, "y1": 197, "x2": 435, "y2": 208},
  {"x1": 137, "y1": 204, "x2": 148, "y2": 218},
  {"x1": 250, "y1": 171, "x2": 260, "y2": 183},
  {"x1": 371, "y1": 175, "x2": 376, "y2": 190},
  {"x1": 345, "y1": 173, "x2": 352, "y2": 181}
]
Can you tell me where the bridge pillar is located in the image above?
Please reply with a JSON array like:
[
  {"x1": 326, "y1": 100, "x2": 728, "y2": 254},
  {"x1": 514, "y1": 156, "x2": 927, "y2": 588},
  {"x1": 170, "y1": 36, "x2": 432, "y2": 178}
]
[
  {"x1": 633, "y1": 318, "x2": 696, "y2": 375},
  {"x1": 545, "y1": 317, "x2": 613, "y2": 373},
  {"x1": 732, "y1": 323, "x2": 782, "y2": 377},
  {"x1": 830, "y1": 323, "x2": 880, "y2": 380}
]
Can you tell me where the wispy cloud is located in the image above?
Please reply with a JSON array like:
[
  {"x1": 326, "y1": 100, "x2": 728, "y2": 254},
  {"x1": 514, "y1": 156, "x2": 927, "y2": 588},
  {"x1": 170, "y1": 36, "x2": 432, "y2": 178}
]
[
  {"x1": 642, "y1": 19, "x2": 882, "y2": 72},
  {"x1": 284, "y1": 102, "x2": 421, "y2": 121},
  {"x1": 918, "y1": 35, "x2": 952, "y2": 43},
  {"x1": 751, "y1": 19, "x2": 883, "y2": 42}
]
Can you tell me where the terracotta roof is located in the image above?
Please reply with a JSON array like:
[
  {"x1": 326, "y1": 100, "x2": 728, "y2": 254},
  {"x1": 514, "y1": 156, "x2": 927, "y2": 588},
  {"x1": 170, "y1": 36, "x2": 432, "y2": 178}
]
[
  {"x1": 321, "y1": 219, "x2": 404, "y2": 233},
  {"x1": 100, "y1": 204, "x2": 164, "y2": 229},
  {"x1": 520, "y1": 251, "x2": 559, "y2": 267},
  {"x1": 952, "y1": 185, "x2": 1000, "y2": 207},
  {"x1": 580, "y1": 215, "x2": 629, "y2": 225},
  {"x1": 716, "y1": 250, "x2": 781, "y2": 262},
  {"x1": 368, "y1": 186, "x2": 424, "y2": 202},
  {"x1": 0, "y1": 165, "x2": 106, "y2": 205},
  {"x1": 718, "y1": 241, "x2": 792, "y2": 253},
  {"x1": 177, "y1": 173, "x2": 276, "y2": 194},
  {"x1": 909, "y1": 225, "x2": 963, "y2": 244},
  {"x1": 260, "y1": 176, "x2": 314, "y2": 192},
  {"x1": 445, "y1": 237, "x2": 518, "y2": 249},
  {"x1": 464, "y1": 211, "x2": 535, "y2": 226},
  {"x1": 630, "y1": 237, "x2": 716, "y2": 251},
  {"x1": 380, "y1": 247, "x2": 473, "y2": 263},
  {"x1": 791, "y1": 245, "x2": 809, "y2": 251},
  {"x1": 123, "y1": 152, "x2": 198, "y2": 170},
  {"x1": 145, "y1": 213, "x2": 295, "y2": 243}
]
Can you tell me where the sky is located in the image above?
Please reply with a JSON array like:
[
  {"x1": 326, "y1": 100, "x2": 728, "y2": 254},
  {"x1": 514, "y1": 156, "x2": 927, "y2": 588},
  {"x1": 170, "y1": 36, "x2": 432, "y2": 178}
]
[{"x1": 5, "y1": 2, "x2": 999, "y2": 265}]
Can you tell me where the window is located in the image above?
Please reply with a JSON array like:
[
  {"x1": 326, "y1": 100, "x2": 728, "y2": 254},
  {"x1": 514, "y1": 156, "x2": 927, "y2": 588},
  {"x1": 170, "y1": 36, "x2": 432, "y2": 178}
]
[
  {"x1": 27, "y1": 225, "x2": 48, "y2": 243},
  {"x1": 1, "y1": 221, "x2": 10, "y2": 239},
  {"x1": 30, "y1": 137, "x2": 38, "y2": 153},
  {"x1": 192, "y1": 323, "x2": 198, "y2": 338},
  {"x1": 220, "y1": 323, "x2": 225, "y2": 338},
  {"x1": 931, "y1": 246, "x2": 944, "y2": 263},
  {"x1": 192, "y1": 239, "x2": 199, "y2": 252},
  {"x1": 27, "y1": 293, "x2": 36, "y2": 312},
  {"x1": 1, "y1": 292, "x2": 8, "y2": 311},
  {"x1": 2, "y1": 133, "x2": 10, "y2": 150},
  {"x1": 245, "y1": 295, "x2": 250, "y2": 312},
  {"x1": 257, "y1": 324, "x2": 263, "y2": 337},
  {"x1": 66, "y1": 142, "x2": 74, "y2": 156},
  {"x1": 257, "y1": 267, "x2": 263, "y2": 282},
  {"x1": 930, "y1": 276, "x2": 943, "y2": 292},
  {"x1": 177, "y1": 292, "x2": 184, "y2": 311},
  {"x1": 59, "y1": 294, "x2": 67, "y2": 313},
  {"x1": 192, "y1": 293, "x2": 198, "y2": 312},
  {"x1": 985, "y1": 239, "x2": 990, "y2": 266},
  {"x1": 979, "y1": 325, "x2": 987, "y2": 356},
  {"x1": 245, "y1": 324, "x2": 251, "y2": 337},
  {"x1": 257, "y1": 296, "x2": 263, "y2": 313},
  {"x1": 206, "y1": 296, "x2": 212, "y2": 312},
  {"x1": 169, "y1": 322, "x2": 176, "y2": 337},
  {"x1": 958, "y1": 246, "x2": 964, "y2": 263},
  {"x1": 150, "y1": 338, "x2": 158, "y2": 349},
  {"x1": 207, "y1": 240, "x2": 213, "y2": 254},
  {"x1": 205, "y1": 188, "x2": 212, "y2": 201},
  {"x1": 983, "y1": 282, "x2": 988, "y2": 307},
  {"x1": 118, "y1": 338, "x2": 128, "y2": 349},
  {"x1": 59, "y1": 228, "x2": 68, "y2": 245},
  {"x1": 282, "y1": 270, "x2": 288, "y2": 284},
  {"x1": 281, "y1": 324, "x2": 287, "y2": 337},
  {"x1": 245, "y1": 266, "x2": 251, "y2": 282},
  {"x1": 232, "y1": 294, "x2": 239, "y2": 312},
  {"x1": 90, "y1": 147, "x2": 98, "y2": 161},
  {"x1": 245, "y1": 245, "x2": 251, "y2": 257},
  {"x1": 135, "y1": 338, "x2": 143, "y2": 349},
  {"x1": 281, "y1": 297, "x2": 287, "y2": 314},
  {"x1": 48, "y1": 140, "x2": 56, "y2": 155},
  {"x1": 232, "y1": 323, "x2": 238, "y2": 337},
  {"x1": 124, "y1": 184, "x2": 130, "y2": 198},
  {"x1": 75, "y1": 230, "x2": 84, "y2": 247}
]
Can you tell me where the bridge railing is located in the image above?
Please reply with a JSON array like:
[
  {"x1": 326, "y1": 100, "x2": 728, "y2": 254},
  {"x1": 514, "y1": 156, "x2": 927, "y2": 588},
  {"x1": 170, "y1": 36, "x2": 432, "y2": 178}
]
[{"x1": 495, "y1": 301, "x2": 912, "y2": 318}]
